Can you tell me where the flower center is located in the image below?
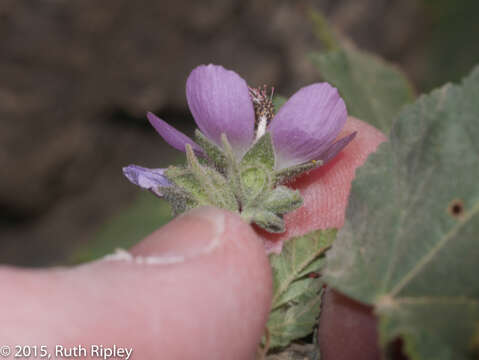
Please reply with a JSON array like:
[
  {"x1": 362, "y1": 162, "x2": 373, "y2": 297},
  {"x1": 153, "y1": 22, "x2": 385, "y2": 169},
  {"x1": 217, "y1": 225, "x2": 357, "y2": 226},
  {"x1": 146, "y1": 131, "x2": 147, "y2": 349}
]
[{"x1": 249, "y1": 85, "x2": 275, "y2": 140}]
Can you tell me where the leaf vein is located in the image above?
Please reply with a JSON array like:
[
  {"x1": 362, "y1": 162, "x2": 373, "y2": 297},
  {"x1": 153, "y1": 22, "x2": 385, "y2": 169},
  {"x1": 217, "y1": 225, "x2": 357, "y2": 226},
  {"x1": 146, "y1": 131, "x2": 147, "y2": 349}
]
[{"x1": 389, "y1": 199, "x2": 479, "y2": 297}]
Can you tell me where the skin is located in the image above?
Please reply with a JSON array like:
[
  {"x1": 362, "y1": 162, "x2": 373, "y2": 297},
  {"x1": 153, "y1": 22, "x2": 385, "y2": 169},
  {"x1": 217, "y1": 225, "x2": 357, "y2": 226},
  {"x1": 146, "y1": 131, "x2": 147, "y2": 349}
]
[
  {"x1": 318, "y1": 288, "x2": 381, "y2": 360},
  {"x1": 0, "y1": 117, "x2": 385, "y2": 359}
]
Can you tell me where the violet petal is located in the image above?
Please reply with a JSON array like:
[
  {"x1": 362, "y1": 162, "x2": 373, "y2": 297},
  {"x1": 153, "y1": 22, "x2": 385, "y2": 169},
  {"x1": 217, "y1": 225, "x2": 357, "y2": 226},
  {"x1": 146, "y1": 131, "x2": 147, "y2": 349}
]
[
  {"x1": 147, "y1": 112, "x2": 203, "y2": 154},
  {"x1": 319, "y1": 131, "x2": 357, "y2": 164},
  {"x1": 268, "y1": 83, "x2": 347, "y2": 169},
  {"x1": 186, "y1": 64, "x2": 255, "y2": 156},
  {"x1": 123, "y1": 165, "x2": 170, "y2": 197}
]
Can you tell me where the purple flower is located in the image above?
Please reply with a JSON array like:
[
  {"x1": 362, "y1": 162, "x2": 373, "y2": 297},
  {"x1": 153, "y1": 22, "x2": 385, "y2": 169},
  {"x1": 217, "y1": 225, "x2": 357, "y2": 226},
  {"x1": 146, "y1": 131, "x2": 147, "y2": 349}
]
[
  {"x1": 268, "y1": 83, "x2": 355, "y2": 169},
  {"x1": 151, "y1": 64, "x2": 353, "y2": 166},
  {"x1": 147, "y1": 64, "x2": 255, "y2": 159},
  {"x1": 122, "y1": 165, "x2": 170, "y2": 197},
  {"x1": 123, "y1": 64, "x2": 355, "y2": 192}
]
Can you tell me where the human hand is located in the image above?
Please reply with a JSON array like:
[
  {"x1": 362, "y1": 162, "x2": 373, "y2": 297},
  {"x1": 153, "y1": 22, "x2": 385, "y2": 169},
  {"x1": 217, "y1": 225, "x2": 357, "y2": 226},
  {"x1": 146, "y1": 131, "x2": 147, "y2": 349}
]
[{"x1": 0, "y1": 117, "x2": 385, "y2": 359}]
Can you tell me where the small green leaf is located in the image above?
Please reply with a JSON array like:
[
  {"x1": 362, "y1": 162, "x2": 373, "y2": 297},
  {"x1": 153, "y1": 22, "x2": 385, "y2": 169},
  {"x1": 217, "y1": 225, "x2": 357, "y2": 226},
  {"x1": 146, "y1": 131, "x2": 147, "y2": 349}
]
[
  {"x1": 241, "y1": 132, "x2": 275, "y2": 171},
  {"x1": 185, "y1": 144, "x2": 238, "y2": 211},
  {"x1": 221, "y1": 133, "x2": 245, "y2": 203},
  {"x1": 194, "y1": 130, "x2": 227, "y2": 168},
  {"x1": 262, "y1": 186, "x2": 303, "y2": 215},
  {"x1": 324, "y1": 66, "x2": 479, "y2": 360},
  {"x1": 158, "y1": 185, "x2": 197, "y2": 215},
  {"x1": 267, "y1": 283, "x2": 323, "y2": 351},
  {"x1": 271, "y1": 229, "x2": 336, "y2": 309},
  {"x1": 266, "y1": 229, "x2": 336, "y2": 349},
  {"x1": 242, "y1": 208, "x2": 285, "y2": 233},
  {"x1": 274, "y1": 160, "x2": 322, "y2": 185},
  {"x1": 240, "y1": 182, "x2": 304, "y2": 232},
  {"x1": 164, "y1": 166, "x2": 211, "y2": 206}
]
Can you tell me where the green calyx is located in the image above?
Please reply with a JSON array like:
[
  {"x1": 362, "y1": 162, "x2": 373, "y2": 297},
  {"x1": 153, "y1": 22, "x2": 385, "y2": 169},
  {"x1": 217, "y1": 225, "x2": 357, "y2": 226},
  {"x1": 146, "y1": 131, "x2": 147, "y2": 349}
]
[{"x1": 162, "y1": 132, "x2": 322, "y2": 233}]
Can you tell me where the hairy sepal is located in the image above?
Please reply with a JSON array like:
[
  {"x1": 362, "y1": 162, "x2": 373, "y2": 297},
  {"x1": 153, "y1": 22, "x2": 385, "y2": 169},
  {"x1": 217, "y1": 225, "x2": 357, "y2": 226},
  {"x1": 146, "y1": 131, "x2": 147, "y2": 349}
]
[
  {"x1": 274, "y1": 160, "x2": 323, "y2": 184},
  {"x1": 185, "y1": 144, "x2": 238, "y2": 211},
  {"x1": 262, "y1": 186, "x2": 303, "y2": 214},
  {"x1": 194, "y1": 129, "x2": 227, "y2": 168},
  {"x1": 241, "y1": 132, "x2": 275, "y2": 171},
  {"x1": 241, "y1": 208, "x2": 285, "y2": 233},
  {"x1": 157, "y1": 185, "x2": 198, "y2": 215},
  {"x1": 234, "y1": 134, "x2": 302, "y2": 232},
  {"x1": 161, "y1": 133, "x2": 306, "y2": 234}
]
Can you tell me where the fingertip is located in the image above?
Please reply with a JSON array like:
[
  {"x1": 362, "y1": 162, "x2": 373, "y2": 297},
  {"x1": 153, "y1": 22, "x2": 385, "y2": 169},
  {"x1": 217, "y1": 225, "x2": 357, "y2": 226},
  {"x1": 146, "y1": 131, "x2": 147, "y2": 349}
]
[
  {"x1": 338, "y1": 117, "x2": 387, "y2": 165},
  {"x1": 125, "y1": 206, "x2": 273, "y2": 358},
  {"x1": 130, "y1": 206, "x2": 229, "y2": 258},
  {"x1": 318, "y1": 288, "x2": 381, "y2": 360},
  {"x1": 130, "y1": 207, "x2": 269, "y2": 267},
  {"x1": 1, "y1": 207, "x2": 273, "y2": 359},
  {"x1": 289, "y1": 117, "x2": 386, "y2": 229}
]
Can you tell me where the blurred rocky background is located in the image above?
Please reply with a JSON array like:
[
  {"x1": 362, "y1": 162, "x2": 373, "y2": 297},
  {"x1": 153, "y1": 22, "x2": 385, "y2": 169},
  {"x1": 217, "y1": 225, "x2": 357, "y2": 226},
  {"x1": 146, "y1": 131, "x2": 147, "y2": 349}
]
[{"x1": 1, "y1": 0, "x2": 478, "y2": 266}]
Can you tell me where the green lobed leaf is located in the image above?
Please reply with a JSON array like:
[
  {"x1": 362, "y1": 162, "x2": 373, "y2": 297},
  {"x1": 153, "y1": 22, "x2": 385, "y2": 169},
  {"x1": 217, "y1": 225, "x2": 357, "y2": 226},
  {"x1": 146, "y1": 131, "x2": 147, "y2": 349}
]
[
  {"x1": 266, "y1": 229, "x2": 336, "y2": 349},
  {"x1": 265, "y1": 343, "x2": 319, "y2": 360},
  {"x1": 310, "y1": 46, "x2": 414, "y2": 133},
  {"x1": 267, "y1": 284, "x2": 323, "y2": 351},
  {"x1": 323, "y1": 66, "x2": 479, "y2": 360},
  {"x1": 308, "y1": 11, "x2": 414, "y2": 133}
]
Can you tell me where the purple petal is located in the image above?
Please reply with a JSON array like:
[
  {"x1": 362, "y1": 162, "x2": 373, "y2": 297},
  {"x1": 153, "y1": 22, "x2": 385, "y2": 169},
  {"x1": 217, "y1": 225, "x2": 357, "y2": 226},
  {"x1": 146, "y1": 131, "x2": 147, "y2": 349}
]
[
  {"x1": 186, "y1": 64, "x2": 255, "y2": 156},
  {"x1": 147, "y1": 112, "x2": 203, "y2": 155},
  {"x1": 268, "y1": 83, "x2": 347, "y2": 169},
  {"x1": 319, "y1": 132, "x2": 357, "y2": 164},
  {"x1": 123, "y1": 165, "x2": 170, "y2": 197}
]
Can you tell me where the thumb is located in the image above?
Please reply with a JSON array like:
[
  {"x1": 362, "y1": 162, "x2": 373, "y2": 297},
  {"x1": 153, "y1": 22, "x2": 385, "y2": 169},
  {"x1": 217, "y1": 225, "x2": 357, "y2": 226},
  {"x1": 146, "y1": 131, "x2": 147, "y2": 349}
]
[{"x1": 0, "y1": 207, "x2": 272, "y2": 360}]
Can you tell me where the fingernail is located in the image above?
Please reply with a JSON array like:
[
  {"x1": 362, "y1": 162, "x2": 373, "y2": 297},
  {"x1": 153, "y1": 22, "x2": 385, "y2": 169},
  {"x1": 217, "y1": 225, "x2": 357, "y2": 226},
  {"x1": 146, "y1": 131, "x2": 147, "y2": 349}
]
[
  {"x1": 163, "y1": 206, "x2": 226, "y2": 258},
  {"x1": 105, "y1": 206, "x2": 226, "y2": 265}
]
